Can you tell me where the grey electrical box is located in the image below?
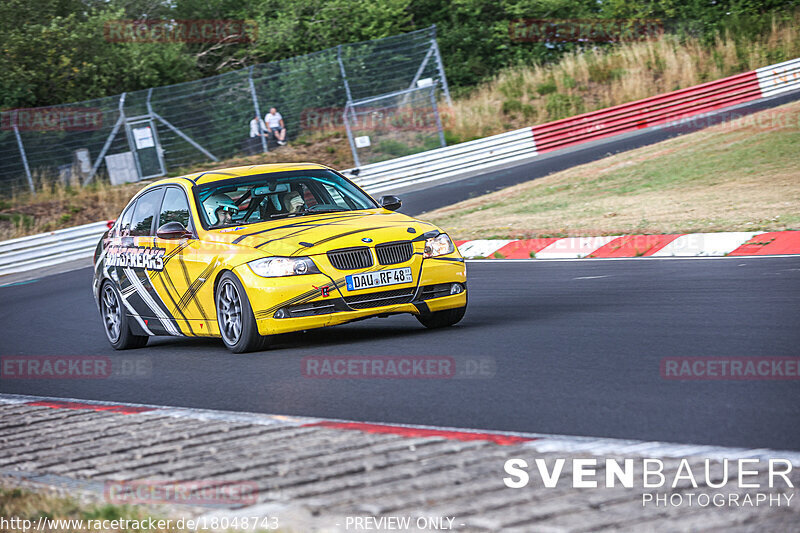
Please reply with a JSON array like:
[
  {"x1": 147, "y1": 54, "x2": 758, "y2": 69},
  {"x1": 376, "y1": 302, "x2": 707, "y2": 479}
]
[{"x1": 105, "y1": 152, "x2": 140, "y2": 185}]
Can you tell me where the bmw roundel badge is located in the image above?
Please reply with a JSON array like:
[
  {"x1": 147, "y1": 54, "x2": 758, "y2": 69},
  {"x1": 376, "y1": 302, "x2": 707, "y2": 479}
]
[{"x1": 362, "y1": 237, "x2": 373, "y2": 243}]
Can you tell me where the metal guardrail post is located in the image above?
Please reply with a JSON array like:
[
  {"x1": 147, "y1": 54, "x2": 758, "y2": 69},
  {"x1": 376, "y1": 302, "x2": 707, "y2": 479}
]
[
  {"x1": 84, "y1": 92, "x2": 126, "y2": 186},
  {"x1": 11, "y1": 111, "x2": 35, "y2": 194},
  {"x1": 249, "y1": 66, "x2": 268, "y2": 154},
  {"x1": 430, "y1": 27, "x2": 452, "y2": 106}
]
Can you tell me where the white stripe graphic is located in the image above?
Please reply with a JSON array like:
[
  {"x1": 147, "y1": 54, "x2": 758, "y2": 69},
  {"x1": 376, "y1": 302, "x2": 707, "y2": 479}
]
[
  {"x1": 120, "y1": 294, "x2": 155, "y2": 336},
  {"x1": 124, "y1": 268, "x2": 182, "y2": 336}
]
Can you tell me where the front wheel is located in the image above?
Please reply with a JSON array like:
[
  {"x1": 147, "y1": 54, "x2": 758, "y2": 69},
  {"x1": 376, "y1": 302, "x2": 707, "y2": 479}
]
[
  {"x1": 216, "y1": 272, "x2": 269, "y2": 353},
  {"x1": 100, "y1": 282, "x2": 148, "y2": 350},
  {"x1": 416, "y1": 305, "x2": 467, "y2": 329}
]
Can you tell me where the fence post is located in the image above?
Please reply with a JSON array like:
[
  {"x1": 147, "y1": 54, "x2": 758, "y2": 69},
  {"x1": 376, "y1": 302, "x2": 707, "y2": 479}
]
[
  {"x1": 430, "y1": 86, "x2": 446, "y2": 148},
  {"x1": 84, "y1": 92, "x2": 126, "y2": 186},
  {"x1": 337, "y1": 45, "x2": 354, "y2": 103},
  {"x1": 342, "y1": 103, "x2": 361, "y2": 169},
  {"x1": 430, "y1": 27, "x2": 452, "y2": 106},
  {"x1": 249, "y1": 66, "x2": 268, "y2": 153},
  {"x1": 146, "y1": 88, "x2": 167, "y2": 176},
  {"x1": 11, "y1": 111, "x2": 35, "y2": 194}
]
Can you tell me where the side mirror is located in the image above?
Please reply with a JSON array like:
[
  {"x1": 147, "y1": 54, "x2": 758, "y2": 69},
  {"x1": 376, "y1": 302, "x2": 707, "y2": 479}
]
[
  {"x1": 379, "y1": 195, "x2": 402, "y2": 211},
  {"x1": 157, "y1": 222, "x2": 192, "y2": 240}
]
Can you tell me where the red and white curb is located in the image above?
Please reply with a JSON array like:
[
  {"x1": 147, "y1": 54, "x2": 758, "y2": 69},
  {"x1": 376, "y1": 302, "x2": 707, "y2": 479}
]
[
  {"x1": 456, "y1": 230, "x2": 800, "y2": 259},
  {"x1": 2, "y1": 393, "x2": 799, "y2": 465}
]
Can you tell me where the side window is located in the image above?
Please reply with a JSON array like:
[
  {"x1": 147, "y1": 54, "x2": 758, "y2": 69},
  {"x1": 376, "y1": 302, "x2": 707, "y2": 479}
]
[
  {"x1": 129, "y1": 188, "x2": 164, "y2": 237},
  {"x1": 158, "y1": 187, "x2": 192, "y2": 229},
  {"x1": 118, "y1": 201, "x2": 136, "y2": 237}
]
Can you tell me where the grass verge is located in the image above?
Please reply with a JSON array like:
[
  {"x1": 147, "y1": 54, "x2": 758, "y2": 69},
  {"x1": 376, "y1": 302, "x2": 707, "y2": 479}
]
[
  {"x1": 0, "y1": 486, "x2": 184, "y2": 533},
  {"x1": 421, "y1": 100, "x2": 800, "y2": 240}
]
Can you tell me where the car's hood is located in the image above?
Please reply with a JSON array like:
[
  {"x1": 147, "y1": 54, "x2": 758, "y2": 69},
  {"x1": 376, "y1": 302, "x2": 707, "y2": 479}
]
[{"x1": 203, "y1": 209, "x2": 439, "y2": 256}]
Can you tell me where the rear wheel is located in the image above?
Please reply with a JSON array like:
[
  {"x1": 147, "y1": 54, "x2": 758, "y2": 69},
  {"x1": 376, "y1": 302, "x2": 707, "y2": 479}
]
[
  {"x1": 100, "y1": 282, "x2": 148, "y2": 350},
  {"x1": 416, "y1": 305, "x2": 467, "y2": 329},
  {"x1": 216, "y1": 272, "x2": 269, "y2": 353}
]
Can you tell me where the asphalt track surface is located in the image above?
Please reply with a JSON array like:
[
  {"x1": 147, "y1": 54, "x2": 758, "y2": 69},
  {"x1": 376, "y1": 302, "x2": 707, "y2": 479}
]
[{"x1": 2, "y1": 257, "x2": 799, "y2": 450}]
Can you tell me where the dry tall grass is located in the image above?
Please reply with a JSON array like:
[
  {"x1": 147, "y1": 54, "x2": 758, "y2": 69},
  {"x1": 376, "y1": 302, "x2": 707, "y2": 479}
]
[
  {"x1": 0, "y1": 173, "x2": 142, "y2": 240},
  {"x1": 444, "y1": 12, "x2": 800, "y2": 140}
]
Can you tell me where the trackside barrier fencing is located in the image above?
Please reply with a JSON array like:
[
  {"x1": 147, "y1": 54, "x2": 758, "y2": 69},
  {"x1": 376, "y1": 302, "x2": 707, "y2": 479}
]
[
  {"x1": 350, "y1": 127, "x2": 537, "y2": 194},
  {"x1": 347, "y1": 56, "x2": 799, "y2": 192},
  {"x1": 0, "y1": 221, "x2": 110, "y2": 276},
  {"x1": 1, "y1": 57, "x2": 798, "y2": 277}
]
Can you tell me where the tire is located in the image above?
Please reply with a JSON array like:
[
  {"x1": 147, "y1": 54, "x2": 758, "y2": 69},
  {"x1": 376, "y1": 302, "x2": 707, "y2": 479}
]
[
  {"x1": 216, "y1": 272, "x2": 269, "y2": 353},
  {"x1": 100, "y1": 281, "x2": 148, "y2": 350},
  {"x1": 416, "y1": 305, "x2": 467, "y2": 329}
]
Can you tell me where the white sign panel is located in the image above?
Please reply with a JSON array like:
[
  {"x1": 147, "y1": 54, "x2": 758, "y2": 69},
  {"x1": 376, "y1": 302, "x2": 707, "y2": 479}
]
[
  {"x1": 133, "y1": 126, "x2": 155, "y2": 149},
  {"x1": 354, "y1": 135, "x2": 371, "y2": 148}
]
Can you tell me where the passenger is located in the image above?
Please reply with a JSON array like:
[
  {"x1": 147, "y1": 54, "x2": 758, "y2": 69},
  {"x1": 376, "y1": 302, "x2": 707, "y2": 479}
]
[{"x1": 282, "y1": 191, "x2": 305, "y2": 213}]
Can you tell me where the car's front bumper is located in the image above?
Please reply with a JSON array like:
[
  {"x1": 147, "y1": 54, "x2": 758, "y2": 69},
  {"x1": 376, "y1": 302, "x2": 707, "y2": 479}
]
[{"x1": 234, "y1": 256, "x2": 467, "y2": 336}]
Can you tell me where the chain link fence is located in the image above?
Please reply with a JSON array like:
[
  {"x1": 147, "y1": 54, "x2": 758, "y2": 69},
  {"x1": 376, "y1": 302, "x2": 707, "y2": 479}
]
[
  {"x1": 344, "y1": 84, "x2": 446, "y2": 167},
  {"x1": 0, "y1": 26, "x2": 450, "y2": 195}
]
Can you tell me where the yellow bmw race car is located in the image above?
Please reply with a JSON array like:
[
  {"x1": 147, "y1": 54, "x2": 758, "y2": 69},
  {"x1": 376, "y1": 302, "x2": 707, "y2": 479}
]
[{"x1": 92, "y1": 163, "x2": 467, "y2": 352}]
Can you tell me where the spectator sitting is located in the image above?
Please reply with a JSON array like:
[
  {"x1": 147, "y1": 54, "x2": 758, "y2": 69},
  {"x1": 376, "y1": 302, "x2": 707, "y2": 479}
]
[
  {"x1": 248, "y1": 115, "x2": 266, "y2": 155},
  {"x1": 264, "y1": 107, "x2": 287, "y2": 145}
]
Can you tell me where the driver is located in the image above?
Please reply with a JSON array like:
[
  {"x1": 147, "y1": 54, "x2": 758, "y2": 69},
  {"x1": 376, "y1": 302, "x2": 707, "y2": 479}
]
[
  {"x1": 281, "y1": 191, "x2": 305, "y2": 213},
  {"x1": 205, "y1": 193, "x2": 239, "y2": 227}
]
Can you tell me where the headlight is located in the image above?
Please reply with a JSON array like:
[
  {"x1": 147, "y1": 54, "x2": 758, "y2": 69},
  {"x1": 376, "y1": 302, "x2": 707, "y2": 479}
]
[
  {"x1": 248, "y1": 256, "x2": 319, "y2": 277},
  {"x1": 424, "y1": 233, "x2": 455, "y2": 258}
]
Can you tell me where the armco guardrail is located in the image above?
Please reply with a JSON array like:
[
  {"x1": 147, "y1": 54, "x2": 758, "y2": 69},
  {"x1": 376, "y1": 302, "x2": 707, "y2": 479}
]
[
  {"x1": 531, "y1": 57, "x2": 800, "y2": 152},
  {"x1": 350, "y1": 56, "x2": 799, "y2": 192},
  {"x1": 350, "y1": 127, "x2": 537, "y2": 194},
  {"x1": 1, "y1": 57, "x2": 798, "y2": 278},
  {"x1": 0, "y1": 221, "x2": 110, "y2": 277}
]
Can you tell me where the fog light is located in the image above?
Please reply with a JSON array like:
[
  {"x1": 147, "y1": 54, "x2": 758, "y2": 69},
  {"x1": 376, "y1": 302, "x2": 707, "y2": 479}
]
[
  {"x1": 274, "y1": 308, "x2": 288, "y2": 319},
  {"x1": 450, "y1": 283, "x2": 463, "y2": 295}
]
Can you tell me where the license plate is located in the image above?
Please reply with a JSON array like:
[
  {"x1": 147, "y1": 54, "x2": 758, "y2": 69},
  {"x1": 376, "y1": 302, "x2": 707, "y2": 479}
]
[{"x1": 345, "y1": 267, "x2": 413, "y2": 291}]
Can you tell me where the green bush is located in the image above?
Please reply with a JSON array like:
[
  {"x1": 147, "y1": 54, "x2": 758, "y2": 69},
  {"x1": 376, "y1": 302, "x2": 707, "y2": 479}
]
[
  {"x1": 536, "y1": 79, "x2": 558, "y2": 95},
  {"x1": 545, "y1": 93, "x2": 584, "y2": 120},
  {"x1": 502, "y1": 99, "x2": 523, "y2": 115}
]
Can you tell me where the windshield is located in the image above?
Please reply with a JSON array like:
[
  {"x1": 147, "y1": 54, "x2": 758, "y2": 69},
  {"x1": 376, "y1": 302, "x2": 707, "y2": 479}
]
[{"x1": 195, "y1": 169, "x2": 378, "y2": 229}]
